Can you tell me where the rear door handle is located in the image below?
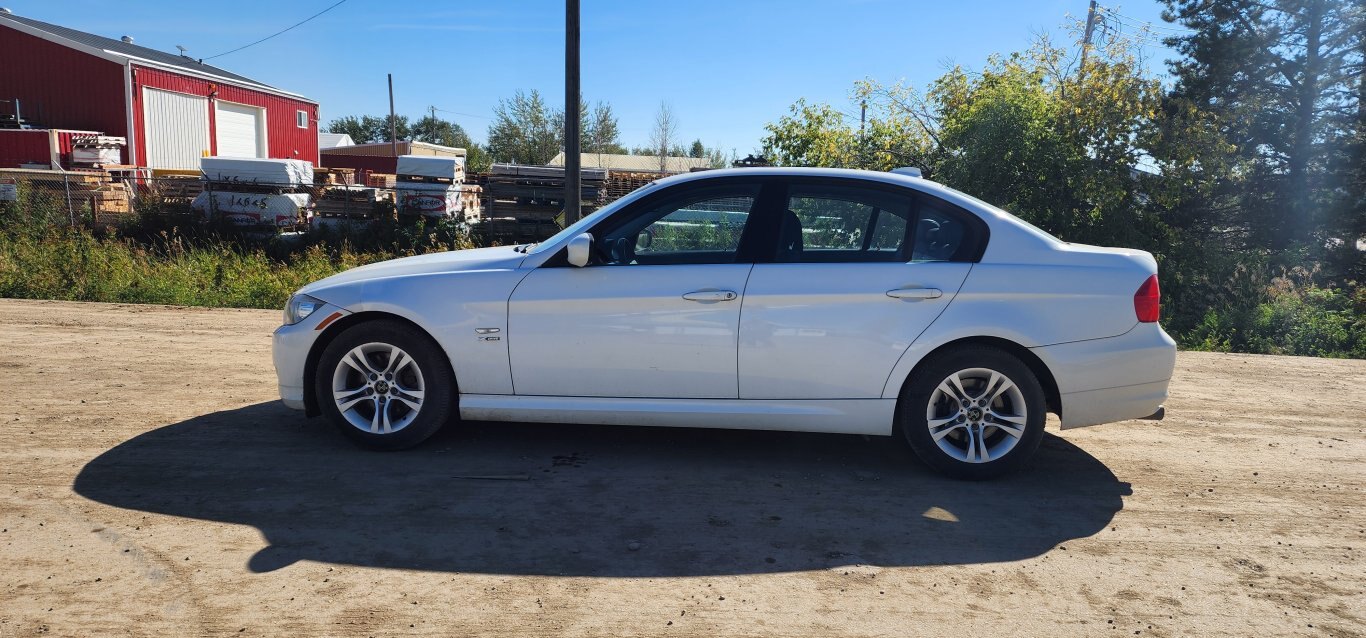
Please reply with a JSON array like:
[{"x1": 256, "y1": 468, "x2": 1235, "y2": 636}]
[
  {"x1": 682, "y1": 290, "x2": 738, "y2": 302},
  {"x1": 887, "y1": 287, "x2": 943, "y2": 300}
]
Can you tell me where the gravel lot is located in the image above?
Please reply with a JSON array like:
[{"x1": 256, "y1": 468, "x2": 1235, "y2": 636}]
[{"x1": 0, "y1": 299, "x2": 1362, "y2": 637}]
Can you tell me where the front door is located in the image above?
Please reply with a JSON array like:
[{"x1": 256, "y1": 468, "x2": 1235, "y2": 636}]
[{"x1": 508, "y1": 181, "x2": 765, "y2": 398}]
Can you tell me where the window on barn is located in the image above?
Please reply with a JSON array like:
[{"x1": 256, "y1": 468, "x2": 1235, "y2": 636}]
[{"x1": 296, "y1": 110, "x2": 308, "y2": 128}]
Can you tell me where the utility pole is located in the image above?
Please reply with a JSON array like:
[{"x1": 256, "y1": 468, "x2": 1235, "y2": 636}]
[
  {"x1": 1081, "y1": 0, "x2": 1098, "y2": 72},
  {"x1": 859, "y1": 100, "x2": 867, "y2": 168},
  {"x1": 564, "y1": 0, "x2": 582, "y2": 226},
  {"x1": 387, "y1": 73, "x2": 398, "y2": 158}
]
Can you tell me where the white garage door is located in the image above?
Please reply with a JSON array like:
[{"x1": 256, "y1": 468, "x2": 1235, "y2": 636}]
[
  {"x1": 143, "y1": 88, "x2": 210, "y2": 170},
  {"x1": 215, "y1": 102, "x2": 266, "y2": 158}
]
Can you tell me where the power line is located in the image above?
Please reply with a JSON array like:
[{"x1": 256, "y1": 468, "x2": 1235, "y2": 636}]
[
  {"x1": 432, "y1": 106, "x2": 491, "y2": 120},
  {"x1": 1097, "y1": 5, "x2": 1191, "y2": 34},
  {"x1": 204, "y1": 0, "x2": 349, "y2": 60}
]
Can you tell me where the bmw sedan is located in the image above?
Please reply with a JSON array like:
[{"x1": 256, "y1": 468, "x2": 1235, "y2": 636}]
[{"x1": 273, "y1": 167, "x2": 1176, "y2": 479}]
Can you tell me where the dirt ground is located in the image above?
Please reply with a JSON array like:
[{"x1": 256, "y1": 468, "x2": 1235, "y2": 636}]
[{"x1": 0, "y1": 298, "x2": 1361, "y2": 637}]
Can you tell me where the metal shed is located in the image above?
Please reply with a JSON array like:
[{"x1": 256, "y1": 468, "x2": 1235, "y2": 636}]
[{"x1": 0, "y1": 10, "x2": 319, "y2": 171}]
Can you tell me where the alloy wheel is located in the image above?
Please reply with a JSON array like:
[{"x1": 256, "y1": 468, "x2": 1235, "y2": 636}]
[
  {"x1": 925, "y1": 367, "x2": 1029, "y2": 463},
  {"x1": 331, "y1": 342, "x2": 426, "y2": 434}
]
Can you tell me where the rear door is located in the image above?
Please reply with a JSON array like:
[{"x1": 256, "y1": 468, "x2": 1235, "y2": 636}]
[{"x1": 738, "y1": 179, "x2": 981, "y2": 399}]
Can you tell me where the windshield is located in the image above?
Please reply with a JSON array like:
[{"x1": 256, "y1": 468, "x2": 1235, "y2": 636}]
[{"x1": 527, "y1": 181, "x2": 662, "y2": 254}]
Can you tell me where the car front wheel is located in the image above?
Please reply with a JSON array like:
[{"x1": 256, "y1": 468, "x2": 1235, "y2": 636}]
[
  {"x1": 315, "y1": 320, "x2": 455, "y2": 450},
  {"x1": 899, "y1": 346, "x2": 1046, "y2": 480}
]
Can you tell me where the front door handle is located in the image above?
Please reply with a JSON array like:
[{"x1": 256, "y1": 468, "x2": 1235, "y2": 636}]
[
  {"x1": 682, "y1": 290, "x2": 738, "y2": 302},
  {"x1": 887, "y1": 287, "x2": 943, "y2": 300}
]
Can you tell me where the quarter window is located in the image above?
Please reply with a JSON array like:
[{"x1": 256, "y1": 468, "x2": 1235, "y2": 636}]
[{"x1": 912, "y1": 201, "x2": 976, "y2": 262}]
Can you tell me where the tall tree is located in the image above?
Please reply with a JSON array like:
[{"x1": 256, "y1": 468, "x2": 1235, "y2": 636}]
[
  {"x1": 1160, "y1": 0, "x2": 1364, "y2": 254},
  {"x1": 325, "y1": 115, "x2": 410, "y2": 144},
  {"x1": 487, "y1": 90, "x2": 560, "y2": 165},
  {"x1": 649, "y1": 102, "x2": 679, "y2": 170},
  {"x1": 584, "y1": 101, "x2": 625, "y2": 154}
]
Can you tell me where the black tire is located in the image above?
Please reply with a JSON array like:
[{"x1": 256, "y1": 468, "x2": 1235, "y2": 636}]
[
  {"x1": 315, "y1": 320, "x2": 456, "y2": 450},
  {"x1": 898, "y1": 345, "x2": 1046, "y2": 480}
]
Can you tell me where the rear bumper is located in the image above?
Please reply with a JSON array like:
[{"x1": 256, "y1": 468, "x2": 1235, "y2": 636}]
[
  {"x1": 1057, "y1": 380, "x2": 1170, "y2": 429},
  {"x1": 1032, "y1": 322, "x2": 1177, "y2": 429}
]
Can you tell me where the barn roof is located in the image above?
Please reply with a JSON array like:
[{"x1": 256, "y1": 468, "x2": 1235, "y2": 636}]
[{"x1": 0, "y1": 11, "x2": 314, "y2": 102}]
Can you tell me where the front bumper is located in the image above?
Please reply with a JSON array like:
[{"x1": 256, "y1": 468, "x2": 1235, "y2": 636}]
[
  {"x1": 272, "y1": 303, "x2": 346, "y2": 411},
  {"x1": 1032, "y1": 322, "x2": 1178, "y2": 429}
]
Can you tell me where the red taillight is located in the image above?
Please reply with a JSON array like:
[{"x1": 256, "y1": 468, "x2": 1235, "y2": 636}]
[{"x1": 1134, "y1": 274, "x2": 1161, "y2": 323}]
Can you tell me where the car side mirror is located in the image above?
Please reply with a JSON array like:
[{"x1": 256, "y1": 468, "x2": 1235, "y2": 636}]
[{"x1": 566, "y1": 232, "x2": 593, "y2": 267}]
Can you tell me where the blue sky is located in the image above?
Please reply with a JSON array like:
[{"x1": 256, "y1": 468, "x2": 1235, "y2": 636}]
[{"x1": 8, "y1": 0, "x2": 1184, "y2": 153}]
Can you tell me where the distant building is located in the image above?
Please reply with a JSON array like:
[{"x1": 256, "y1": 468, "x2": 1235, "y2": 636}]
[
  {"x1": 0, "y1": 10, "x2": 319, "y2": 170},
  {"x1": 320, "y1": 140, "x2": 466, "y2": 175},
  {"x1": 319, "y1": 133, "x2": 355, "y2": 149},
  {"x1": 548, "y1": 152, "x2": 711, "y2": 174}
]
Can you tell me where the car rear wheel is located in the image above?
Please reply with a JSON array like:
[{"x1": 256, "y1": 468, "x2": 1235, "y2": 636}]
[
  {"x1": 899, "y1": 346, "x2": 1046, "y2": 480},
  {"x1": 316, "y1": 320, "x2": 455, "y2": 450}
]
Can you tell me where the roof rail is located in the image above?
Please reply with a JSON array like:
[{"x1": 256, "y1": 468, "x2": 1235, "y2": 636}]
[{"x1": 890, "y1": 167, "x2": 922, "y2": 178}]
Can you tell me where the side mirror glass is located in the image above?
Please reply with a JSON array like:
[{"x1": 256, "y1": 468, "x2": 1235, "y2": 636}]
[
  {"x1": 636, "y1": 228, "x2": 654, "y2": 250},
  {"x1": 566, "y1": 232, "x2": 593, "y2": 267}
]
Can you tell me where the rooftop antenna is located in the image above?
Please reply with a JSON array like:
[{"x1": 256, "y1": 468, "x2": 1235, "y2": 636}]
[{"x1": 176, "y1": 45, "x2": 189, "y2": 57}]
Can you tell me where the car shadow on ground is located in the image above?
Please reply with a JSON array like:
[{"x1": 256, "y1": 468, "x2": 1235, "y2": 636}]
[{"x1": 73, "y1": 402, "x2": 1130, "y2": 577}]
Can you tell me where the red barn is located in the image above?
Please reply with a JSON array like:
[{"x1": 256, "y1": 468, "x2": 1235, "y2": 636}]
[{"x1": 0, "y1": 10, "x2": 319, "y2": 170}]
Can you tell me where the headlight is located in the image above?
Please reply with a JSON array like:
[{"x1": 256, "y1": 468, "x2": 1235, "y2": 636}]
[{"x1": 283, "y1": 293, "x2": 324, "y2": 325}]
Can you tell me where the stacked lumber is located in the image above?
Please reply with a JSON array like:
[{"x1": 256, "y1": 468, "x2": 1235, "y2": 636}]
[
  {"x1": 201, "y1": 158, "x2": 314, "y2": 186},
  {"x1": 394, "y1": 156, "x2": 473, "y2": 219},
  {"x1": 367, "y1": 173, "x2": 397, "y2": 189},
  {"x1": 485, "y1": 163, "x2": 606, "y2": 203},
  {"x1": 477, "y1": 164, "x2": 609, "y2": 238},
  {"x1": 313, "y1": 167, "x2": 356, "y2": 186},
  {"x1": 604, "y1": 171, "x2": 661, "y2": 199},
  {"x1": 459, "y1": 185, "x2": 483, "y2": 223},
  {"x1": 90, "y1": 182, "x2": 133, "y2": 224},
  {"x1": 192, "y1": 191, "x2": 311, "y2": 228},
  {"x1": 396, "y1": 155, "x2": 465, "y2": 182},
  {"x1": 149, "y1": 176, "x2": 203, "y2": 204},
  {"x1": 314, "y1": 186, "x2": 386, "y2": 219},
  {"x1": 194, "y1": 157, "x2": 314, "y2": 229},
  {"x1": 0, "y1": 168, "x2": 135, "y2": 224}
]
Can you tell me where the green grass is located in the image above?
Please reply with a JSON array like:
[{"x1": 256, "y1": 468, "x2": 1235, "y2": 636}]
[{"x1": 0, "y1": 229, "x2": 382, "y2": 309}]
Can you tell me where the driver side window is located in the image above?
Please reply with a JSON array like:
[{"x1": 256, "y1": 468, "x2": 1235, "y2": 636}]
[{"x1": 595, "y1": 184, "x2": 759, "y2": 266}]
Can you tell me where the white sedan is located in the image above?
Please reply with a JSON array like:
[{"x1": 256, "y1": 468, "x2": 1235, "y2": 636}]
[{"x1": 273, "y1": 167, "x2": 1175, "y2": 479}]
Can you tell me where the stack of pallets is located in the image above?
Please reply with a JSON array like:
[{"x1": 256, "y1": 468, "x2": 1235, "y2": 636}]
[
  {"x1": 476, "y1": 164, "x2": 608, "y2": 241},
  {"x1": 313, "y1": 186, "x2": 388, "y2": 221},
  {"x1": 313, "y1": 167, "x2": 356, "y2": 186},
  {"x1": 603, "y1": 171, "x2": 661, "y2": 200},
  {"x1": 366, "y1": 173, "x2": 397, "y2": 189}
]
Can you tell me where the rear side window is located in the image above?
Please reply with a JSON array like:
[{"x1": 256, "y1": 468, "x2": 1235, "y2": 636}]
[{"x1": 775, "y1": 184, "x2": 915, "y2": 263}]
